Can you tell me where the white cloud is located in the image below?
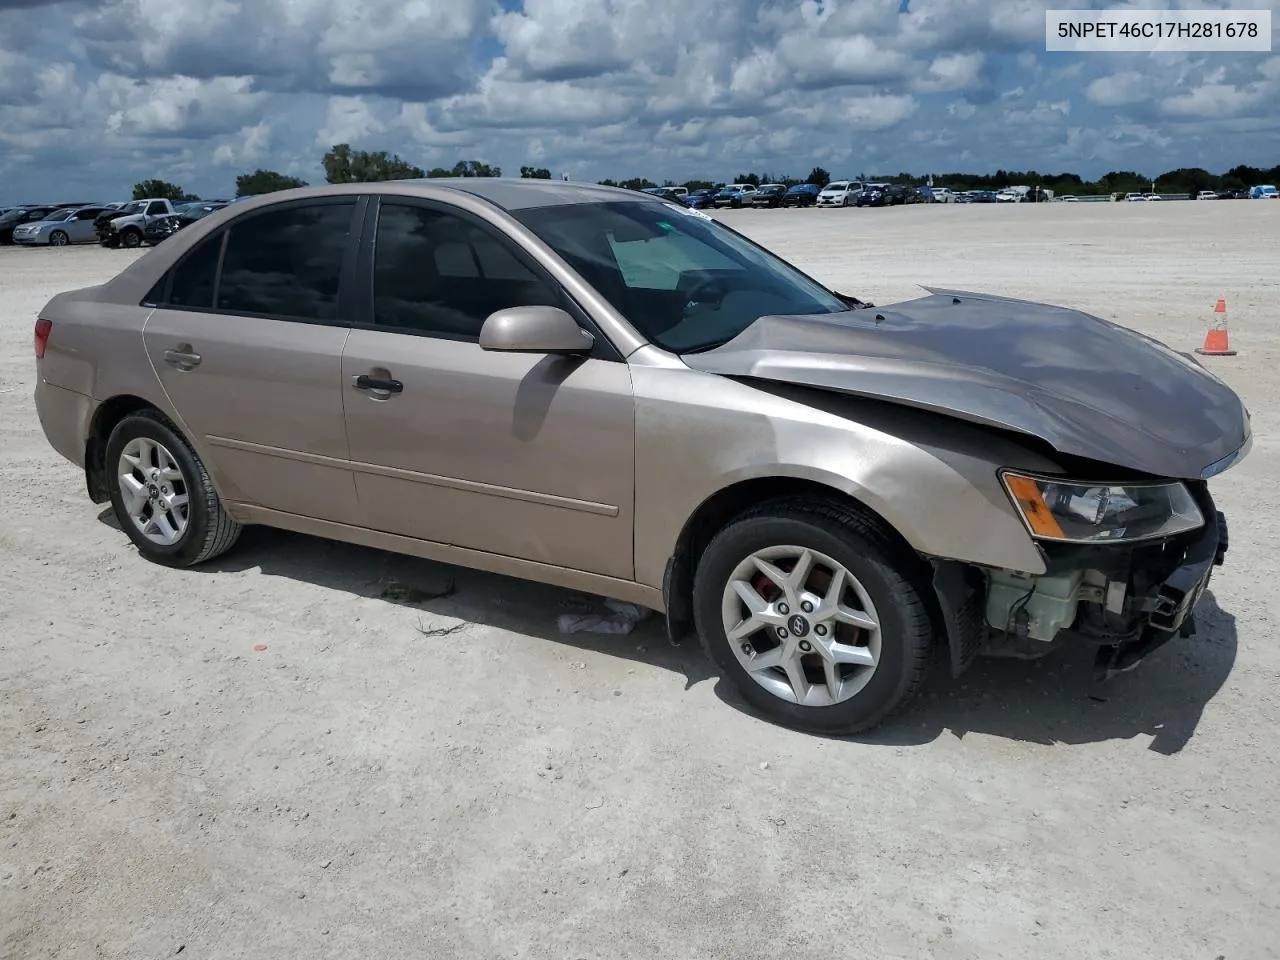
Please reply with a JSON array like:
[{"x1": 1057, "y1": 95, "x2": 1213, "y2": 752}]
[
  {"x1": 1, "y1": 0, "x2": 1279, "y2": 203},
  {"x1": 1086, "y1": 71, "x2": 1152, "y2": 107}
]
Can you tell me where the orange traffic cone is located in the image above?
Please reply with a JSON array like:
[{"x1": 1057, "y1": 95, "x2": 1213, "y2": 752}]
[{"x1": 1196, "y1": 298, "x2": 1237, "y2": 356}]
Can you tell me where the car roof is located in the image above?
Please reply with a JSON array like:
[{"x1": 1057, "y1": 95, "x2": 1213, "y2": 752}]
[{"x1": 396, "y1": 177, "x2": 652, "y2": 210}]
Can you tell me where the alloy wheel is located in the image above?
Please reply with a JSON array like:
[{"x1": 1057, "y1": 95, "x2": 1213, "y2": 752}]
[
  {"x1": 721, "y1": 545, "x2": 881, "y2": 707},
  {"x1": 117, "y1": 437, "x2": 190, "y2": 545}
]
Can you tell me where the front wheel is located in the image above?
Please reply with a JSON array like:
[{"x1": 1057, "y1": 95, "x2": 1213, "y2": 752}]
[
  {"x1": 105, "y1": 409, "x2": 242, "y2": 567},
  {"x1": 119, "y1": 228, "x2": 142, "y2": 248},
  {"x1": 49, "y1": 231, "x2": 69, "y2": 246},
  {"x1": 694, "y1": 499, "x2": 933, "y2": 734}
]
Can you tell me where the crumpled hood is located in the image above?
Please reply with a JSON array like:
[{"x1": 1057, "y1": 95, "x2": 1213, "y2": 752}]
[{"x1": 683, "y1": 287, "x2": 1250, "y2": 480}]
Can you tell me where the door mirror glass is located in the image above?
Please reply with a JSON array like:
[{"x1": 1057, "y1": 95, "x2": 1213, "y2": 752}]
[{"x1": 479, "y1": 306, "x2": 595, "y2": 354}]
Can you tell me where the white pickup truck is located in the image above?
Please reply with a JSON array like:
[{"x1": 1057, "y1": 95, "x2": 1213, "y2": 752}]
[{"x1": 96, "y1": 198, "x2": 183, "y2": 248}]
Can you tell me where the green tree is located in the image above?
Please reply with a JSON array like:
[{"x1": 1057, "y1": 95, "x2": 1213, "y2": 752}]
[
  {"x1": 132, "y1": 179, "x2": 195, "y2": 201},
  {"x1": 805, "y1": 167, "x2": 831, "y2": 188},
  {"x1": 520, "y1": 165, "x2": 552, "y2": 179},
  {"x1": 235, "y1": 169, "x2": 308, "y2": 197},
  {"x1": 322, "y1": 143, "x2": 425, "y2": 183},
  {"x1": 734, "y1": 172, "x2": 761, "y2": 187}
]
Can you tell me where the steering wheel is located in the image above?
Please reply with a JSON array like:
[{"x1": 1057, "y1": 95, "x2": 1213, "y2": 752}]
[{"x1": 681, "y1": 277, "x2": 728, "y2": 313}]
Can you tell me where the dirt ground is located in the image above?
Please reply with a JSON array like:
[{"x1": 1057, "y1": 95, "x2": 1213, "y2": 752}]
[{"x1": 2, "y1": 201, "x2": 1277, "y2": 960}]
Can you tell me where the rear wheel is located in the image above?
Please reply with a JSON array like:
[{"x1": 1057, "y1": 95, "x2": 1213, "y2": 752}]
[
  {"x1": 694, "y1": 499, "x2": 933, "y2": 734},
  {"x1": 105, "y1": 410, "x2": 242, "y2": 567},
  {"x1": 49, "y1": 231, "x2": 69, "y2": 246}
]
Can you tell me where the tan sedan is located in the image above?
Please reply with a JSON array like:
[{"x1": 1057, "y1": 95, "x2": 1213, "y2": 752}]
[{"x1": 33, "y1": 180, "x2": 1248, "y2": 732}]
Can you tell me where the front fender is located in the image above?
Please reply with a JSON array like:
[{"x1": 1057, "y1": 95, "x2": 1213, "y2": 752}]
[{"x1": 633, "y1": 368, "x2": 1054, "y2": 590}]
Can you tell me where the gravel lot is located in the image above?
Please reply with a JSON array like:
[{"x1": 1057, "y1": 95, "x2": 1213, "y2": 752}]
[{"x1": 2, "y1": 201, "x2": 1278, "y2": 960}]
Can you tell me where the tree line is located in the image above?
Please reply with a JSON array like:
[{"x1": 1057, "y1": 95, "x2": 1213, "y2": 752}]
[{"x1": 129, "y1": 143, "x2": 1280, "y2": 204}]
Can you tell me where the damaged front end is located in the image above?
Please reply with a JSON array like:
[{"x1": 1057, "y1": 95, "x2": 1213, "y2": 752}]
[{"x1": 938, "y1": 478, "x2": 1229, "y2": 680}]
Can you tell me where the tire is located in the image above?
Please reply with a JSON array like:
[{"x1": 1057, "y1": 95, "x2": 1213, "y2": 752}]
[
  {"x1": 105, "y1": 409, "x2": 242, "y2": 567},
  {"x1": 693, "y1": 498, "x2": 933, "y2": 734},
  {"x1": 49, "y1": 231, "x2": 69, "y2": 246},
  {"x1": 119, "y1": 228, "x2": 142, "y2": 248}
]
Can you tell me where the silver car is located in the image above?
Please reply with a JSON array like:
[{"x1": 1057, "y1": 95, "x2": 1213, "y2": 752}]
[
  {"x1": 31, "y1": 180, "x2": 1250, "y2": 733},
  {"x1": 13, "y1": 206, "x2": 116, "y2": 246}
]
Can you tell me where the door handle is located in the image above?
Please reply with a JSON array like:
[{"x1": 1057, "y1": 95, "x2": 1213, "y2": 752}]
[
  {"x1": 353, "y1": 374, "x2": 403, "y2": 394},
  {"x1": 164, "y1": 346, "x2": 201, "y2": 370}
]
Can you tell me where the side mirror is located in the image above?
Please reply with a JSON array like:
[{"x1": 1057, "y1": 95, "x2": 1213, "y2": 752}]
[{"x1": 479, "y1": 306, "x2": 595, "y2": 354}]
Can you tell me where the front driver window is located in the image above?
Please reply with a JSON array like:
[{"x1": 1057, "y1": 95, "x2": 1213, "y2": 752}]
[{"x1": 371, "y1": 202, "x2": 565, "y2": 341}]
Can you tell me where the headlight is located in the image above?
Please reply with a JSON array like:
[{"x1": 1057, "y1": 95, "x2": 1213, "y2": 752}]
[{"x1": 1000, "y1": 471, "x2": 1204, "y2": 543}]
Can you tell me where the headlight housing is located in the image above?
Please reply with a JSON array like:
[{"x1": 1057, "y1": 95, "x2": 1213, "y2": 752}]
[{"x1": 1000, "y1": 471, "x2": 1204, "y2": 543}]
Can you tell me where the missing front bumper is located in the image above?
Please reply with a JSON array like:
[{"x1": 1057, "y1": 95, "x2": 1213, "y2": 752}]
[{"x1": 1094, "y1": 508, "x2": 1225, "y2": 678}]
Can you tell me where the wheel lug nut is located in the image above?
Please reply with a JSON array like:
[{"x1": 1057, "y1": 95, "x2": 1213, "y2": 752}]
[
  {"x1": 801, "y1": 601, "x2": 813, "y2": 613},
  {"x1": 815, "y1": 625, "x2": 828, "y2": 637},
  {"x1": 799, "y1": 640, "x2": 813, "y2": 653},
  {"x1": 741, "y1": 643, "x2": 754, "y2": 656},
  {"x1": 778, "y1": 603, "x2": 790, "y2": 615},
  {"x1": 776, "y1": 627, "x2": 788, "y2": 639}
]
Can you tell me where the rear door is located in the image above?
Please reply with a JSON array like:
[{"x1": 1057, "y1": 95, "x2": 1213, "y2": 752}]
[
  {"x1": 141, "y1": 196, "x2": 365, "y2": 524},
  {"x1": 340, "y1": 197, "x2": 636, "y2": 578}
]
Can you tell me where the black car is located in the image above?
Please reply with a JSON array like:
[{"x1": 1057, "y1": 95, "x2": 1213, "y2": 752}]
[
  {"x1": 141, "y1": 201, "x2": 230, "y2": 245},
  {"x1": 751, "y1": 184, "x2": 787, "y2": 208},
  {"x1": 779, "y1": 183, "x2": 820, "y2": 207},
  {"x1": 0, "y1": 206, "x2": 58, "y2": 244},
  {"x1": 883, "y1": 184, "x2": 914, "y2": 205}
]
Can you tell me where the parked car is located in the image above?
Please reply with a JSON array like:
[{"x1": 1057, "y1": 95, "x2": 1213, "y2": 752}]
[
  {"x1": 12, "y1": 206, "x2": 117, "y2": 246},
  {"x1": 855, "y1": 183, "x2": 889, "y2": 207},
  {"x1": 779, "y1": 183, "x2": 820, "y2": 207},
  {"x1": 98, "y1": 198, "x2": 186, "y2": 248},
  {"x1": 816, "y1": 181, "x2": 859, "y2": 207},
  {"x1": 883, "y1": 184, "x2": 915, "y2": 206},
  {"x1": 0, "y1": 206, "x2": 59, "y2": 244},
  {"x1": 142, "y1": 201, "x2": 231, "y2": 245},
  {"x1": 1195, "y1": 191, "x2": 1217, "y2": 201},
  {"x1": 930, "y1": 187, "x2": 955, "y2": 203},
  {"x1": 684, "y1": 189, "x2": 718, "y2": 209},
  {"x1": 640, "y1": 187, "x2": 688, "y2": 205},
  {"x1": 1248, "y1": 185, "x2": 1278, "y2": 199},
  {"x1": 712, "y1": 184, "x2": 758, "y2": 208},
  {"x1": 30, "y1": 180, "x2": 1250, "y2": 734},
  {"x1": 751, "y1": 184, "x2": 787, "y2": 208}
]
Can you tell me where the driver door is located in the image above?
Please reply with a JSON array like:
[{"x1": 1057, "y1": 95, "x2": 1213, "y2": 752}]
[{"x1": 341, "y1": 198, "x2": 636, "y2": 579}]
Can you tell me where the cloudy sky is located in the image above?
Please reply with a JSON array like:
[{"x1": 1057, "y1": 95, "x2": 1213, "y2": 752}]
[{"x1": 1, "y1": 0, "x2": 1277, "y2": 202}]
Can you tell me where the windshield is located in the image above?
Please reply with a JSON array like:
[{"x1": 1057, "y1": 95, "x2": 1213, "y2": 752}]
[
  {"x1": 514, "y1": 200, "x2": 850, "y2": 354},
  {"x1": 825, "y1": 182, "x2": 848, "y2": 191},
  {"x1": 786, "y1": 184, "x2": 812, "y2": 193},
  {"x1": 117, "y1": 201, "x2": 145, "y2": 215},
  {"x1": 44, "y1": 208, "x2": 77, "y2": 221}
]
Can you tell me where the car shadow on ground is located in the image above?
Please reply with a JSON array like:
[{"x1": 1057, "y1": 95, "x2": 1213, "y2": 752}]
[
  {"x1": 772, "y1": 590, "x2": 1237, "y2": 755},
  {"x1": 99, "y1": 514, "x2": 714, "y2": 688},
  {"x1": 100, "y1": 512, "x2": 1237, "y2": 752}
]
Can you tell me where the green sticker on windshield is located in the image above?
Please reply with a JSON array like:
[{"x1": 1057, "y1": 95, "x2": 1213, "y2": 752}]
[{"x1": 657, "y1": 221, "x2": 673, "y2": 231}]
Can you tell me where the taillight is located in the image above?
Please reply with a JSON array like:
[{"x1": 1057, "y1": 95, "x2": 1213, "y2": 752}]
[{"x1": 34, "y1": 317, "x2": 52, "y2": 359}]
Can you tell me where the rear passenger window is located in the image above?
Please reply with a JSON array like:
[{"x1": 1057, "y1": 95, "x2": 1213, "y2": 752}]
[
  {"x1": 372, "y1": 202, "x2": 563, "y2": 340},
  {"x1": 168, "y1": 233, "x2": 223, "y2": 308},
  {"x1": 217, "y1": 202, "x2": 356, "y2": 321}
]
